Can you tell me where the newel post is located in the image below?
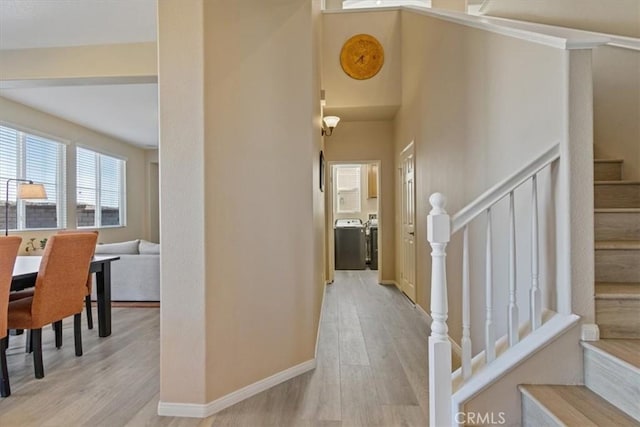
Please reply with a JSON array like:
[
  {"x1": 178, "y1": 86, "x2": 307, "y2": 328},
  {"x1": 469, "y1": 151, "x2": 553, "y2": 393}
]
[{"x1": 427, "y1": 193, "x2": 452, "y2": 427}]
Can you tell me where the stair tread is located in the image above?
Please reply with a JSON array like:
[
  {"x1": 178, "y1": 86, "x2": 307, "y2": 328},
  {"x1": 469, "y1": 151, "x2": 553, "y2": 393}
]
[
  {"x1": 595, "y1": 240, "x2": 640, "y2": 250},
  {"x1": 519, "y1": 385, "x2": 638, "y2": 426},
  {"x1": 582, "y1": 339, "x2": 640, "y2": 370},
  {"x1": 595, "y1": 208, "x2": 640, "y2": 213},
  {"x1": 594, "y1": 180, "x2": 640, "y2": 185},
  {"x1": 594, "y1": 159, "x2": 624, "y2": 163},
  {"x1": 596, "y1": 283, "x2": 640, "y2": 299}
]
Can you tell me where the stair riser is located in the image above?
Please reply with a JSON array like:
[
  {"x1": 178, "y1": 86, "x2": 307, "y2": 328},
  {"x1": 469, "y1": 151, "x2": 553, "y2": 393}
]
[
  {"x1": 584, "y1": 347, "x2": 640, "y2": 420},
  {"x1": 595, "y1": 184, "x2": 640, "y2": 208},
  {"x1": 595, "y1": 212, "x2": 640, "y2": 240},
  {"x1": 595, "y1": 250, "x2": 640, "y2": 282},
  {"x1": 521, "y1": 393, "x2": 562, "y2": 427},
  {"x1": 596, "y1": 298, "x2": 640, "y2": 339},
  {"x1": 594, "y1": 163, "x2": 623, "y2": 181}
]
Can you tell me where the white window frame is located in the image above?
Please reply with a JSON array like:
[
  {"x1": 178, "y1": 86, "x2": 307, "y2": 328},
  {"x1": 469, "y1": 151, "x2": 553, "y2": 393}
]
[
  {"x1": 76, "y1": 146, "x2": 127, "y2": 229},
  {"x1": 0, "y1": 123, "x2": 67, "y2": 231},
  {"x1": 335, "y1": 164, "x2": 362, "y2": 214}
]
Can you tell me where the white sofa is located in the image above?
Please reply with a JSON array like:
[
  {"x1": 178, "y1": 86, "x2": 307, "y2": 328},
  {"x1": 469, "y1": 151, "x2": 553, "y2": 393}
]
[{"x1": 93, "y1": 239, "x2": 160, "y2": 302}]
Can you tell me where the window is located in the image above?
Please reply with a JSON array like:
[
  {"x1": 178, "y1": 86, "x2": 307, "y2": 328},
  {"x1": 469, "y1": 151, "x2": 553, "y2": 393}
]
[
  {"x1": 76, "y1": 147, "x2": 126, "y2": 228},
  {"x1": 0, "y1": 124, "x2": 66, "y2": 231},
  {"x1": 335, "y1": 165, "x2": 361, "y2": 213}
]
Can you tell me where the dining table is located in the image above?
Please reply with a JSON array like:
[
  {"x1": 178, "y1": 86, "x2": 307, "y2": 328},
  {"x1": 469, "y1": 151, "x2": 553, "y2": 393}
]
[{"x1": 11, "y1": 255, "x2": 120, "y2": 337}]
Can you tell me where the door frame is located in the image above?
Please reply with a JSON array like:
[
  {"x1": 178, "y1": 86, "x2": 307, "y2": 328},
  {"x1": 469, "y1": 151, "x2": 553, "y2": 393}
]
[
  {"x1": 399, "y1": 141, "x2": 417, "y2": 302},
  {"x1": 325, "y1": 160, "x2": 383, "y2": 284}
]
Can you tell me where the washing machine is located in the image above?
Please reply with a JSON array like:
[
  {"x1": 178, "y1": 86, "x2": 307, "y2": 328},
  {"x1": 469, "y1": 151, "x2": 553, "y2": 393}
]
[{"x1": 334, "y1": 218, "x2": 366, "y2": 270}]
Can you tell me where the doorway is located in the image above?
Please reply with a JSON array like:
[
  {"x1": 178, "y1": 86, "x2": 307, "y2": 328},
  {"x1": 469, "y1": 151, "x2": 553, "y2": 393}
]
[
  {"x1": 327, "y1": 161, "x2": 382, "y2": 283},
  {"x1": 399, "y1": 142, "x2": 416, "y2": 302}
]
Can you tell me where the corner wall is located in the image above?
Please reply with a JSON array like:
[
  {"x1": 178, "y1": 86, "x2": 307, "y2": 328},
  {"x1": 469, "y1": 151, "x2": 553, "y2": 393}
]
[{"x1": 157, "y1": 0, "x2": 324, "y2": 414}]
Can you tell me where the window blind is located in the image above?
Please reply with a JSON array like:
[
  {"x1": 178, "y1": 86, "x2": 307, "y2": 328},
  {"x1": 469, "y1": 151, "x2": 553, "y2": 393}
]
[
  {"x1": 76, "y1": 147, "x2": 125, "y2": 228},
  {"x1": 0, "y1": 124, "x2": 66, "y2": 231}
]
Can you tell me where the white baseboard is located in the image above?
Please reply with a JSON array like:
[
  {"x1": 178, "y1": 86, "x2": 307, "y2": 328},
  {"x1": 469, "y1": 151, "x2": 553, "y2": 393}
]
[
  {"x1": 581, "y1": 323, "x2": 600, "y2": 341},
  {"x1": 157, "y1": 359, "x2": 316, "y2": 418},
  {"x1": 315, "y1": 281, "x2": 327, "y2": 358},
  {"x1": 379, "y1": 280, "x2": 399, "y2": 287}
]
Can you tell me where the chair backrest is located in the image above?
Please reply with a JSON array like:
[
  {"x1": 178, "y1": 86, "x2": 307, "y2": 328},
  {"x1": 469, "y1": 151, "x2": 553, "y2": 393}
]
[
  {"x1": 58, "y1": 230, "x2": 99, "y2": 293},
  {"x1": 0, "y1": 236, "x2": 22, "y2": 339},
  {"x1": 31, "y1": 233, "x2": 98, "y2": 327}
]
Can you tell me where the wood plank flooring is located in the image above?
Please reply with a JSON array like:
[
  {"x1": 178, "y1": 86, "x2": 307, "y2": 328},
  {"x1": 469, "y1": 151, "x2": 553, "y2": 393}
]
[{"x1": 0, "y1": 270, "x2": 430, "y2": 426}]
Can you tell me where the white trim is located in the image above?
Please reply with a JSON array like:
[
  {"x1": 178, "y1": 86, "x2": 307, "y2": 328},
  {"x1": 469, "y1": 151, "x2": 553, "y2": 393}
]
[
  {"x1": 580, "y1": 324, "x2": 600, "y2": 342},
  {"x1": 379, "y1": 279, "x2": 399, "y2": 287},
  {"x1": 451, "y1": 144, "x2": 560, "y2": 233},
  {"x1": 450, "y1": 313, "x2": 580, "y2": 421},
  {"x1": 416, "y1": 302, "x2": 463, "y2": 358},
  {"x1": 157, "y1": 359, "x2": 317, "y2": 418},
  {"x1": 323, "y1": 6, "x2": 609, "y2": 50}
]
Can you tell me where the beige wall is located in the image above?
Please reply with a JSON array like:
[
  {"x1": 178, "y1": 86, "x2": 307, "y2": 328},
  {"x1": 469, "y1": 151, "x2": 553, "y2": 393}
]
[
  {"x1": 482, "y1": 1, "x2": 640, "y2": 181},
  {"x1": 325, "y1": 120, "x2": 395, "y2": 282},
  {"x1": 592, "y1": 46, "x2": 640, "y2": 180},
  {"x1": 158, "y1": 0, "x2": 324, "y2": 408},
  {"x1": 0, "y1": 96, "x2": 150, "y2": 252},
  {"x1": 481, "y1": 0, "x2": 640, "y2": 38},
  {"x1": 396, "y1": 11, "x2": 569, "y2": 347},
  {"x1": 431, "y1": 0, "x2": 467, "y2": 12},
  {"x1": 322, "y1": 10, "x2": 401, "y2": 112}
]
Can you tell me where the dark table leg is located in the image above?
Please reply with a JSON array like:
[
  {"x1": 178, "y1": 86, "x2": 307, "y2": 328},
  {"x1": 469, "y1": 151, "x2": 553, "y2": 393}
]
[{"x1": 95, "y1": 262, "x2": 112, "y2": 337}]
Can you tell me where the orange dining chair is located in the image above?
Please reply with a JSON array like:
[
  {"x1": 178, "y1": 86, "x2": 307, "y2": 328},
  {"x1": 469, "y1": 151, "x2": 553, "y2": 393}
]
[
  {"x1": 58, "y1": 230, "x2": 99, "y2": 330},
  {"x1": 0, "y1": 236, "x2": 22, "y2": 397},
  {"x1": 10, "y1": 230, "x2": 98, "y2": 353},
  {"x1": 7, "y1": 233, "x2": 97, "y2": 379}
]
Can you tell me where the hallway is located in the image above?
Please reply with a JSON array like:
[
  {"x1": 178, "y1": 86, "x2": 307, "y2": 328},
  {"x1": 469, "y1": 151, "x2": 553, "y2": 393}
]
[
  {"x1": 0, "y1": 271, "x2": 431, "y2": 426},
  {"x1": 205, "y1": 270, "x2": 430, "y2": 426}
]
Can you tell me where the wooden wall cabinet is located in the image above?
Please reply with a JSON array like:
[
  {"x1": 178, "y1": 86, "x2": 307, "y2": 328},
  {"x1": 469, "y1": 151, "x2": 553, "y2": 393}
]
[{"x1": 367, "y1": 164, "x2": 378, "y2": 199}]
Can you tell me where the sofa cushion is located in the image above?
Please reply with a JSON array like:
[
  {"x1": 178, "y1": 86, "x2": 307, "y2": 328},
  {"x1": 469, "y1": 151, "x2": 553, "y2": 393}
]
[
  {"x1": 139, "y1": 240, "x2": 160, "y2": 255},
  {"x1": 95, "y1": 239, "x2": 140, "y2": 255}
]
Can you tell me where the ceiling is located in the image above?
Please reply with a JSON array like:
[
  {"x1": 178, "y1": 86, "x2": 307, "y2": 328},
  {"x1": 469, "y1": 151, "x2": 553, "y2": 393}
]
[{"x1": 0, "y1": 0, "x2": 159, "y2": 148}]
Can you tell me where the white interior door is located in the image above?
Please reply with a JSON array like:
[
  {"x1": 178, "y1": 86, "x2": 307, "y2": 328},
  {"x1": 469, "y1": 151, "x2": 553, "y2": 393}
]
[{"x1": 400, "y1": 143, "x2": 416, "y2": 302}]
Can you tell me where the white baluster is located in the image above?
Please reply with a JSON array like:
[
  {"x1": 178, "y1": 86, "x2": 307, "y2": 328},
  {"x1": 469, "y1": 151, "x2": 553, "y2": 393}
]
[
  {"x1": 530, "y1": 175, "x2": 542, "y2": 330},
  {"x1": 485, "y1": 208, "x2": 495, "y2": 363},
  {"x1": 461, "y1": 225, "x2": 472, "y2": 380},
  {"x1": 508, "y1": 192, "x2": 519, "y2": 346},
  {"x1": 427, "y1": 193, "x2": 451, "y2": 427}
]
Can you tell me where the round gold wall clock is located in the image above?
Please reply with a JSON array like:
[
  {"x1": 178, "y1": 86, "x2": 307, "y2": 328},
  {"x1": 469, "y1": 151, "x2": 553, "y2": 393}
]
[{"x1": 340, "y1": 34, "x2": 384, "y2": 80}]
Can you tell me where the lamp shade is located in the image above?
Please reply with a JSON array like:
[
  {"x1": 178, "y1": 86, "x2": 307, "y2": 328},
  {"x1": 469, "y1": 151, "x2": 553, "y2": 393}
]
[
  {"x1": 18, "y1": 183, "x2": 47, "y2": 200},
  {"x1": 323, "y1": 116, "x2": 340, "y2": 129}
]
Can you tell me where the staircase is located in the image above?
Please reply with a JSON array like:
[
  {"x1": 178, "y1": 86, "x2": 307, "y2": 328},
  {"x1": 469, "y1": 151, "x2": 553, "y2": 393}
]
[{"x1": 519, "y1": 158, "x2": 640, "y2": 425}]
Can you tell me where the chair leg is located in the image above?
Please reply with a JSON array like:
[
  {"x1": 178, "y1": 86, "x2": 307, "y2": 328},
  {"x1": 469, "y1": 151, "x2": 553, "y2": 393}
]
[
  {"x1": 85, "y1": 295, "x2": 93, "y2": 330},
  {"x1": 25, "y1": 330, "x2": 33, "y2": 354},
  {"x1": 54, "y1": 321, "x2": 63, "y2": 349},
  {"x1": 0, "y1": 336, "x2": 10, "y2": 397},
  {"x1": 32, "y1": 329, "x2": 44, "y2": 379},
  {"x1": 74, "y1": 314, "x2": 82, "y2": 357}
]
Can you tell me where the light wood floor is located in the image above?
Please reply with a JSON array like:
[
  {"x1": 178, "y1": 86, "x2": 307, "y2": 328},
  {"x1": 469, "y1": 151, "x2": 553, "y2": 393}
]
[{"x1": 0, "y1": 270, "x2": 430, "y2": 426}]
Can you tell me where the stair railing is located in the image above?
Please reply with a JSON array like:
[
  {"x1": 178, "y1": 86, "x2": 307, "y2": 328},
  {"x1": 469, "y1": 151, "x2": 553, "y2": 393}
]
[{"x1": 427, "y1": 143, "x2": 560, "y2": 427}]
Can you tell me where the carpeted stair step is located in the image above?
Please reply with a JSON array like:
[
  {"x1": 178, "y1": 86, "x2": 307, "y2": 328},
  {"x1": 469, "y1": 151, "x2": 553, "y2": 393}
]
[{"x1": 519, "y1": 384, "x2": 638, "y2": 426}]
